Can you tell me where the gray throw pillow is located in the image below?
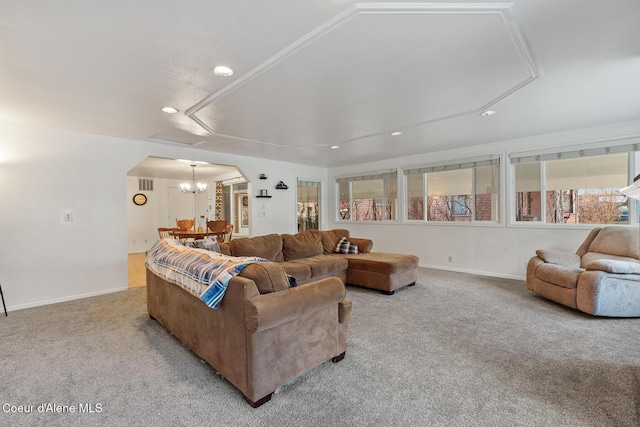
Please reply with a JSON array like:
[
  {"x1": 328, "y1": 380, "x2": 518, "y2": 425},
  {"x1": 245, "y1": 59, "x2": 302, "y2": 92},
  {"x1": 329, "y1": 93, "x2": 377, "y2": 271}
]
[{"x1": 185, "y1": 236, "x2": 220, "y2": 253}]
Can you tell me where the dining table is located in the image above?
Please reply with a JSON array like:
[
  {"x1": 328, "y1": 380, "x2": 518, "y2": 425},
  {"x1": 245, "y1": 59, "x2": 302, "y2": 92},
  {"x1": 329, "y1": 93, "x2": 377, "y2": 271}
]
[{"x1": 169, "y1": 230, "x2": 225, "y2": 241}]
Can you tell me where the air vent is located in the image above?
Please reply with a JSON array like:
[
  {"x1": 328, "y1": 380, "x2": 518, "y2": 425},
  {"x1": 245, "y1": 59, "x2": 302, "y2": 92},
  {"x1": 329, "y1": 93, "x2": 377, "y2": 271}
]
[{"x1": 139, "y1": 179, "x2": 154, "y2": 191}]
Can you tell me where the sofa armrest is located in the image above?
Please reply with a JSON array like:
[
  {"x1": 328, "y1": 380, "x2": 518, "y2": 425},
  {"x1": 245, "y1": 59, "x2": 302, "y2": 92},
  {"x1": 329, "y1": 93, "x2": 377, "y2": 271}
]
[
  {"x1": 338, "y1": 298, "x2": 352, "y2": 324},
  {"x1": 350, "y1": 238, "x2": 373, "y2": 253},
  {"x1": 585, "y1": 259, "x2": 640, "y2": 274},
  {"x1": 535, "y1": 249, "x2": 580, "y2": 268},
  {"x1": 245, "y1": 277, "x2": 345, "y2": 333}
]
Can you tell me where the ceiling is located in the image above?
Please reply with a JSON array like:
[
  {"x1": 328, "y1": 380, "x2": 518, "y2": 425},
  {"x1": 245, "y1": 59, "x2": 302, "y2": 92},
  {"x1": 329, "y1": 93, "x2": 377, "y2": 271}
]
[
  {"x1": 2, "y1": 0, "x2": 639, "y2": 168},
  {"x1": 126, "y1": 156, "x2": 241, "y2": 181}
]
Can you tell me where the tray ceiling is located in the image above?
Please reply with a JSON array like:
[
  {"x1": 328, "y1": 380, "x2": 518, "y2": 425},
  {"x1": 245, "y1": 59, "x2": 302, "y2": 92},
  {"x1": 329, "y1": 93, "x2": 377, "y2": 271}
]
[{"x1": 2, "y1": 0, "x2": 639, "y2": 167}]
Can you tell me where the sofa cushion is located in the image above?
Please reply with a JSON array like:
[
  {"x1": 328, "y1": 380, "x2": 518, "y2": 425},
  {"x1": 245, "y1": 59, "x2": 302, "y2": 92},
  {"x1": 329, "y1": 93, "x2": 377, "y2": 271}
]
[
  {"x1": 230, "y1": 234, "x2": 284, "y2": 262},
  {"x1": 334, "y1": 237, "x2": 359, "y2": 254},
  {"x1": 287, "y1": 255, "x2": 348, "y2": 278},
  {"x1": 319, "y1": 229, "x2": 350, "y2": 254},
  {"x1": 343, "y1": 253, "x2": 419, "y2": 274},
  {"x1": 535, "y1": 263, "x2": 583, "y2": 289},
  {"x1": 585, "y1": 259, "x2": 640, "y2": 274},
  {"x1": 279, "y1": 261, "x2": 312, "y2": 281},
  {"x1": 239, "y1": 262, "x2": 290, "y2": 294},
  {"x1": 588, "y1": 226, "x2": 639, "y2": 259},
  {"x1": 282, "y1": 230, "x2": 323, "y2": 261},
  {"x1": 218, "y1": 242, "x2": 232, "y2": 256}
]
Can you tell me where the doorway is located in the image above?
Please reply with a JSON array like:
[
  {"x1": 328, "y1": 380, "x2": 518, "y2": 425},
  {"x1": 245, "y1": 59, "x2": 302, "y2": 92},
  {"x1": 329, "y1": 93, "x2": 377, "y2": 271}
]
[
  {"x1": 126, "y1": 156, "x2": 247, "y2": 286},
  {"x1": 297, "y1": 179, "x2": 321, "y2": 232},
  {"x1": 232, "y1": 183, "x2": 249, "y2": 236}
]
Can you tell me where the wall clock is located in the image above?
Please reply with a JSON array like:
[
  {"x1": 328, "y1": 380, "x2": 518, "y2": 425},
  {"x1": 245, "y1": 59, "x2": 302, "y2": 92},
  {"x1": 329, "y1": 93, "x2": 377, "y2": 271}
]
[{"x1": 133, "y1": 193, "x2": 147, "y2": 206}]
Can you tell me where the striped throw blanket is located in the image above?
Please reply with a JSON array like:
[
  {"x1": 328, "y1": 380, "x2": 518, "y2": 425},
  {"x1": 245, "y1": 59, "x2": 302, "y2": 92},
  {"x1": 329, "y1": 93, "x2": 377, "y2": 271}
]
[{"x1": 146, "y1": 238, "x2": 267, "y2": 309}]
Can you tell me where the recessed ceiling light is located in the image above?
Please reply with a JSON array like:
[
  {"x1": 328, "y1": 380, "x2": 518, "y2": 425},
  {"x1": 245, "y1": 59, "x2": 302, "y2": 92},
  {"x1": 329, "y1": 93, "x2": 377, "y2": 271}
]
[
  {"x1": 161, "y1": 106, "x2": 179, "y2": 114},
  {"x1": 390, "y1": 131, "x2": 402, "y2": 136},
  {"x1": 214, "y1": 66, "x2": 234, "y2": 77},
  {"x1": 480, "y1": 110, "x2": 496, "y2": 117},
  {"x1": 330, "y1": 145, "x2": 340, "y2": 149}
]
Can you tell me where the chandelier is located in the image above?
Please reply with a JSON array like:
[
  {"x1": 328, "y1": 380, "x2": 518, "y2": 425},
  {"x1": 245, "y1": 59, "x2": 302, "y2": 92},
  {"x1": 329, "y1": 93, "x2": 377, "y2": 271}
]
[{"x1": 181, "y1": 164, "x2": 207, "y2": 193}]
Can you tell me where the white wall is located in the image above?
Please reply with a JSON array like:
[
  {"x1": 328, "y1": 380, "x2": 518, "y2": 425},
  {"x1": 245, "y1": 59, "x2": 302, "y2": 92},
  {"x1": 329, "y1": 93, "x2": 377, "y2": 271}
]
[
  {"x1": 328, "y1": 119, "x2": 640, "y2": 280},
  {"x1": 127, "y1": 176, "x2": 199, "y2": 254},
  {"x1": 0, "y1": 122, "x2": 327, "y2": 311},
  {"x1": 3, "y1": 118, "x2": 639, "y2": 310}
]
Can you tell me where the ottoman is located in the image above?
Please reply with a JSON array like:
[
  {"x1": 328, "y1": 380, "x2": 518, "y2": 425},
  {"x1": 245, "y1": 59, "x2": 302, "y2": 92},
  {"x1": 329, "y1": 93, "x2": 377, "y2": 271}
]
[{"x1": 344, "y1": 252, "x2": 419, "y2": 295}]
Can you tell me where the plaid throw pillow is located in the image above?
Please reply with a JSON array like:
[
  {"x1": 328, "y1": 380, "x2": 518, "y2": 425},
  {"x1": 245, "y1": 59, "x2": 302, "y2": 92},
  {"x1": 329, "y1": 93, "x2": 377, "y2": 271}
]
[{"x1": 334, "y1": 236, "x2": 359, "y2": 254}]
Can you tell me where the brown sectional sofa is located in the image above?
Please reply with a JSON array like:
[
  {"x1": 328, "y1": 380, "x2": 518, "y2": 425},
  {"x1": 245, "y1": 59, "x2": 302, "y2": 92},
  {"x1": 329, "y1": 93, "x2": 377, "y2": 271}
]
[
  {"x1": 221, "y1": 229, "x2": 419, "y2": 294},
  {"x1": 147, "y1": 249, "x2": 351, "y2": 408},
  {"x1": 146, "y1": 229, "x2": 418, "y2": 408}
]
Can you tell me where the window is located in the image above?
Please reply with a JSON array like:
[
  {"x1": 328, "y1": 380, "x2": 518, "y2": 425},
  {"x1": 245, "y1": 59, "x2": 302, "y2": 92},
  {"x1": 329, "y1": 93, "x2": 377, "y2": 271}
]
[
  {"x1": 511, "y1": 145, "x2": 636, "y2": 224},
  {"x1": 336, "y1": 171, "x2": 397, "y2": 221},
  {"x1": 404, "y1": 157, "x2": 500, "y2": 223}
]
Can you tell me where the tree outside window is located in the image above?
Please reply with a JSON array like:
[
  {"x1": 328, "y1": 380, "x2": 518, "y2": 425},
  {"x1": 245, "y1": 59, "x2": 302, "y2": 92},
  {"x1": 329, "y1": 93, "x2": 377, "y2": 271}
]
[
  {"x1": 405, "y1": 158, "x2": 499, "y2": 223},
  {"x1": 336, "y1": 172, "x2": 397, "y2": 221},
  {"x1": 514, "y1": 152, "x2": 629, "y2": 224}
]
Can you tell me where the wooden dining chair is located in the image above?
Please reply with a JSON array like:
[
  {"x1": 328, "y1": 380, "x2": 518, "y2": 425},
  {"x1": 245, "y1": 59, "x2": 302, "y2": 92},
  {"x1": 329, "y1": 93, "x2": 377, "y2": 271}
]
[
  {"x1": 158, "y1": 227, "x2": 174, "y2": 239},
  {"x1": 207, "y1": 220, "x2": 228, "y2": 241},
  {"x1": 176, "y1": 219, "x2": 195, "y2": 231},
  {"x1": 223, "y1": 224, "x2": 234, "y2": 242}
]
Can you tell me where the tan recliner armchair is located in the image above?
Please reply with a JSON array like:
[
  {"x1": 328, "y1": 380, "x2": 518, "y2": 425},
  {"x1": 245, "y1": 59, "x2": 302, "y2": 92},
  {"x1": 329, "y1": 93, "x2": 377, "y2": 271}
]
[{"x1": 527, "y1": 226, "x2": 640, "y2": 317}]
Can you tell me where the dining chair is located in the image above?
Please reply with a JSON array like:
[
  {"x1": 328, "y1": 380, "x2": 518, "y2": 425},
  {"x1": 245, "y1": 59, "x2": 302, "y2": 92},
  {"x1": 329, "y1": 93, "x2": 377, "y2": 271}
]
[
  {"x1": 158, "y1": 227, "x2": 174, "y2": 239},
  {"x1": 207, "y1": 220, "x2": 227, "y2": 241},
  {"x1": 223, "y1": 224, "x2": 234, "y2": 242},
  {"x1": 176, "y1": 219, "x2": 195, "y2": 231}
]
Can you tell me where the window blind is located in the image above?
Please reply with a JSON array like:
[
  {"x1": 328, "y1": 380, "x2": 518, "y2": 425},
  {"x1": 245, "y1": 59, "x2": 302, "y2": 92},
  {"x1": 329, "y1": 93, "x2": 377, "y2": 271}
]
[
  {"x1": 404, "y1": 156, "x2": 499, "y2": 175},
  {"x1": 510, "y1": 141, "x2": 640, "y2": 164}
]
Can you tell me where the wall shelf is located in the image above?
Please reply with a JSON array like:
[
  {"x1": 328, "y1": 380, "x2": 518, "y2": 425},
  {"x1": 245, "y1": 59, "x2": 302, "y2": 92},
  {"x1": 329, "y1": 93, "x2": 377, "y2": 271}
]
[{"x1": 256, "y1": 195, "x2": 272, "y2": 198}]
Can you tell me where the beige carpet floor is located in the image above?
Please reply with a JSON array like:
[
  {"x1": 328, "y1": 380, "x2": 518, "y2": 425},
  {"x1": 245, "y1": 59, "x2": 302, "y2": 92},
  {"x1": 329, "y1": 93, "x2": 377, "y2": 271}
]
[{"x1": 2, "y1": 268, "x2": 640, "y2": 426}]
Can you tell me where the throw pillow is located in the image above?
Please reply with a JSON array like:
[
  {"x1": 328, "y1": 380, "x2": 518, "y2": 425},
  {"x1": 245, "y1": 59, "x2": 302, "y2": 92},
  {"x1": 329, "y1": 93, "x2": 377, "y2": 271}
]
[
  {"x1": 335, "y1": 236, "x2": 359, "y2": 254},
  {"x1": 185, "y1": 236, "x2": 221, "y2": 253},
  {"x1": 287, "y1": 274, "x2": 297, "y2": 288}
]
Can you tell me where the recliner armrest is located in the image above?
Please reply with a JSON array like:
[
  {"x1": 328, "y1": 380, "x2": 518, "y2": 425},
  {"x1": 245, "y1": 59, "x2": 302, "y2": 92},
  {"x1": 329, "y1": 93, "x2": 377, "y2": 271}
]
[
  {"x1": 535, "y1": 249, "x2": 580, "y2": 268},
  {"x1": 245, "y1": 277, "x2": 345, "y2": 333},
  {"x1": 585, "y1": 259, "x2": 640, "y2": 274}
]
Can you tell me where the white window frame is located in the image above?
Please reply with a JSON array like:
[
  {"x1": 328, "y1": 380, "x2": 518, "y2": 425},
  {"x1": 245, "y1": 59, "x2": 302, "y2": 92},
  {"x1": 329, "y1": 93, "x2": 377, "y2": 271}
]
[
  {"x1": 335, "y1": 170, "x2": 399, "y2": 223},
  {"x1": 508, "y1": 139, "x2": 639, "y2": 228},
  {"x1": 403, "y1": 155, "x2": 502, "y2": 226}
]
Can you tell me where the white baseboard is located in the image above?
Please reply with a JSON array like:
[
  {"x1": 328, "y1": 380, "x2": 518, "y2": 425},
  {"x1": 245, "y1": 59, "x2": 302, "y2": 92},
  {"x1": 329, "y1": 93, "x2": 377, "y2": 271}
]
[
  {"x1": 419, "y1": 263, "x2": 526, "y2": 281},
  {"x1": 6, "y1": 286, "x2": 129, "y2": 313}
]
